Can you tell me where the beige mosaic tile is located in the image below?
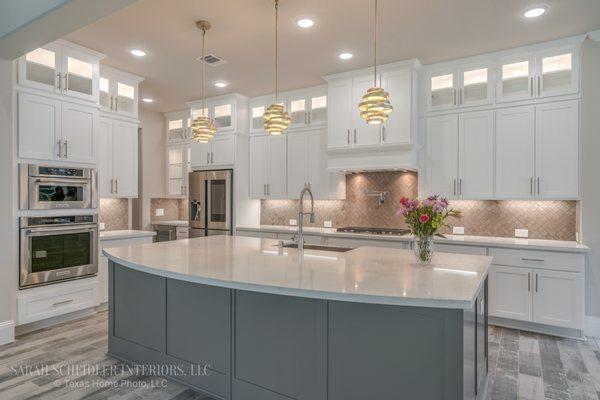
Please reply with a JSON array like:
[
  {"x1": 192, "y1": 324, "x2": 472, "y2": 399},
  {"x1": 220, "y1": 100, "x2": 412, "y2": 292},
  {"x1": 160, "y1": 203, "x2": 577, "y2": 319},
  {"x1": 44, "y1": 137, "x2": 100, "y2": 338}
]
[
  {"x1": 99, "y1": 198, "x2": 129, "y2": 230},
  {"x1": 261, "y1": 172, "x2": 577, "y2": 241},
  {"x1": 150, "y1": 198, "x2": 189, "y2": 221}
]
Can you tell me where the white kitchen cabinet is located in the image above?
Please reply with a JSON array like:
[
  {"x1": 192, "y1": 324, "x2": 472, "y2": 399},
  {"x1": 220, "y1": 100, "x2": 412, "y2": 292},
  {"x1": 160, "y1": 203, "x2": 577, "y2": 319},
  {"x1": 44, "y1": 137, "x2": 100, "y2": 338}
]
[
  {"x1": 189, "y1": 94, "x2": 248, "y2": 135},
  {"x1": 18, "y1": 92, "x2": 98, "y2": 164},
  {"x1": 249, "y1": 135, "x2": 287, "y2": 199},
  {"x1": 286, "y1": 129, "x2": 345, "y2": 199},
  {"x1": 327, "y1": 80, "x2": 353, "y2": 149},
  {"x1": 351, "y1": 75, "x2": 382, "y2": 147},
  {"x1": 98, "y1": 116, "x2": 138, "y2": 197},
  {"x1": 99, "y1": 66, "x2": 143, "y2": 119},
  {"x1": 496, "y1": 47, "x2": 579, "y2": 103},
  {"x1": 458, "y1": 110, "x2": 494, "y2": 198},
  {"x1": 426, "y1": 68, "x2": 458, "y2": 112},
  {"x1": 495, "y1": 106, "x2": 536, "y2": 198},
  {"x1": 489, "y1": 265, "x2": 533, "y2": 322},
  {"x1": 165, "y1": 110, "x2": 191, "y2": 144},
  {"x1": 535, "y1": 100, "x2": 579, "y2": 199},
  {"x1": 18, "y1": 40, "x2": 103, "y2": 103},
  {"x1": 435, "y1": 243, "x2": 487, "y2": 255},
  {"x1": 190, "y1": 134, "x2": 236, "y2": 168},
  {"x1": 532, "y1": 269, "x2": 583, "y2": 329},
  {"x1": 287, "y1": 88, "x2": 327, "y2": 130},
  {"x1": 166, "y1": 144, "x2": 191, "y2": 197},
  {"x1": 380, "y1": 68, "x2": 412, "y2": 145},
  {"x1": 425, "y1": 114, "x2": 458, "y2": 198}
]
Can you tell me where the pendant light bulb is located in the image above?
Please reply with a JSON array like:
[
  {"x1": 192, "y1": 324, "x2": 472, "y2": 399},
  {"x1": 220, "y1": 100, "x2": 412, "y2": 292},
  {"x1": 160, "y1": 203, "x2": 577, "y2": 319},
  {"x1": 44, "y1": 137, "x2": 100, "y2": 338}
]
[
  {"x1": 263, "y1": 0, "x2": 290, "y2": 135},
  {"x1": 358, "y1": 0, "x2": 393, "y2": 125},
  {"x1": 192, "y1": 20, "x2": 217, "y2": 143}
]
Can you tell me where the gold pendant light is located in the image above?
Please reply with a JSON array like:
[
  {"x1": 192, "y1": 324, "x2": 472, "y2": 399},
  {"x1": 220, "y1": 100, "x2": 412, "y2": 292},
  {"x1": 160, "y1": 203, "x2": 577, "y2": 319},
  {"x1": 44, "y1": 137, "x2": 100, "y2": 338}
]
[
  {"x1": 192, "y1": 20, "x2": 217, "y2": 143},
  {"x1": 358, "y1": 0, "x2": 393, "y2": 125},
  {"x1": 263, "y1": 0, "x2": 290, "y2": 135}
]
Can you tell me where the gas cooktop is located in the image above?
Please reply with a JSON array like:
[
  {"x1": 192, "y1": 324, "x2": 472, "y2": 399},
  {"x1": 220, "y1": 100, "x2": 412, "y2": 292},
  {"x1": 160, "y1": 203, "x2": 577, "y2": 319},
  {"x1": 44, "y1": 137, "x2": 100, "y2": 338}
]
[{"x1": 336, "y1": 227, "x2": 411, "y2": 236}]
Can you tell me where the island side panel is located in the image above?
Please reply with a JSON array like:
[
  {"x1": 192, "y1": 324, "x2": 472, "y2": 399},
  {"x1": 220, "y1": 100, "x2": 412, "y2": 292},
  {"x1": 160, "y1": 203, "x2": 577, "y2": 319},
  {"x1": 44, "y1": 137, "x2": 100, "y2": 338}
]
[
  {"x1": 232, "y1": 290, "x2": 328, "y2": 400},
  {"x1": 327, "y1": 301, "x2": 464, "y2": 400}
]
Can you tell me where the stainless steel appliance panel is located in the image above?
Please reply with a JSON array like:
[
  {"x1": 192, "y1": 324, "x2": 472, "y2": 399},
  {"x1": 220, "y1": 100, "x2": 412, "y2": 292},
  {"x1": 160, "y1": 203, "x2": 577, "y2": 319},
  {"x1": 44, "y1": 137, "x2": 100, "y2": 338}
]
[
  {"x1": 188, "y1": 171, "x2": 207, "y2": 230},
  {"x1": 20, "y1": 215, "x2": 98, "y2": 288},
  {"x1": 206, "y1": 229, "x2": 231, "y2": 237},
  {"x1": 189, "y1": 228, "x2": 206, "y2": 238},
  {"x1": 206, "y1": 170, "x2": 232, "y2": 231}
]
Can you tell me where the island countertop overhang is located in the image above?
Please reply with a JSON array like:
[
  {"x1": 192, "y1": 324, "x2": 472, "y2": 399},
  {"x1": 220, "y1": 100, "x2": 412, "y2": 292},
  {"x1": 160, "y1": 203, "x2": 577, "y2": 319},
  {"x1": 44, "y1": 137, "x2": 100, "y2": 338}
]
[{"x1": 103, "y1": 235, "x2": 492, "y2": 309}]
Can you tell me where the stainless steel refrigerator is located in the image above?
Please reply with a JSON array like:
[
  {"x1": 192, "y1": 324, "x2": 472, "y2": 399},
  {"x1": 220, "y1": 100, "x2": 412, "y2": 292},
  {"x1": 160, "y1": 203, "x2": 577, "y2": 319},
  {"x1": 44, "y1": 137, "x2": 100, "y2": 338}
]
[{"x1": 188, "y1": 170, "x2": 233, "y2": 238}]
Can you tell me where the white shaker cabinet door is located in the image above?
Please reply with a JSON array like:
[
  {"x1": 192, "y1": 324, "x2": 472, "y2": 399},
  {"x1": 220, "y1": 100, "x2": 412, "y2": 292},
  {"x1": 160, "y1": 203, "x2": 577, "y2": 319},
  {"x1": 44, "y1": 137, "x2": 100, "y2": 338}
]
[
  {"x1": 61, "y1": 101, "x2": 98, "y2": 164},
  {"x1": 532, "y1": 269, "x2": 583, "y2": 329},
  {"x1": 111, "y1": 120, "x2": 138, "y2": 197},
  {"x1": 458, "y1": 110, "x2": 494, "y2": 199},
  {"x1": 327, "y1": 79, "x2": 353, "y2": 149},
  {"x1": 98, "y1": 117, "x2": 113, "y2": 198},
  {"x1": 191, "y1": 141, "x2": 212, "y2": 167},
  {"x1": 381, "y1": 68, "x2": 412, "y2": 145},
  {"x1": 287, "y1": 132, "x2": 309, "y2": 196},
  {"x1": 351, "y1": 75, "x2": 381, "y2": 147},
  {"x1": 489, "y1": 265, "x2": 532, "y2": 322},
  {"x1": 267, "y1": 135, "x2": 287, "y2": 199},
  {"x1": 211, "y1": 134, "x2": 236, "y2": 166},
  {"x1": 249, "y1": 136, "x2": 269, "y2": 199},
  {"x1": 495, "y1": 106, "x2": 535, "y2": 199},
  {"x1": 18, "y1": 93, "x2": 61, "y2": 161},
  {"x1": 425, "y1": 114, "x2": 458, "y2": 198},
  {"x1": 535, "y1": 100, "x2": 579, "y2": 199}
]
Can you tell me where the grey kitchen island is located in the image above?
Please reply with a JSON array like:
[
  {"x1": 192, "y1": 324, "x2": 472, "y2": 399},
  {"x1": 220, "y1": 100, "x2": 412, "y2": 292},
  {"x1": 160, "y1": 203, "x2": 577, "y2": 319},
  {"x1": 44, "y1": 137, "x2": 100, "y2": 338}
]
[{"x1": 103, "y1": 235, "x2": 491, "y2": 400}]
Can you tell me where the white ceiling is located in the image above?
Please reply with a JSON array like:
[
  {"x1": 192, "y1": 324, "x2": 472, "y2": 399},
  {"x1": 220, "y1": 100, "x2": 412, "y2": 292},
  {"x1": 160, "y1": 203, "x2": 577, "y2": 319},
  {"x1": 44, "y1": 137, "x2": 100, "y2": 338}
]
[{"x1": 64, "y1": 0, "x2": 600, "y2": 114}]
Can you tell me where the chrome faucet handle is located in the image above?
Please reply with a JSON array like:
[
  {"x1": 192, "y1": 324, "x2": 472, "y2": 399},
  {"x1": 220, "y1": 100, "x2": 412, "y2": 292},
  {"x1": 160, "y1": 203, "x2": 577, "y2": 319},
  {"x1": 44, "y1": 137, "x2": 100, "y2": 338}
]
[{"x1": 309, "y1": 213, "x2": 315, "y2": 223}]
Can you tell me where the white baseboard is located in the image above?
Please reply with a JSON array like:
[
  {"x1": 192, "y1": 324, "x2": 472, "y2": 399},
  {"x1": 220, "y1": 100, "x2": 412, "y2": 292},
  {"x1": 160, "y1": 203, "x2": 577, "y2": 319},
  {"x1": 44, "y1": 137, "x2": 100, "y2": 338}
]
[
  {"x1": 585, "y1": 315, "x2": 600, "y2": 338},
  {"x1": 0, "y1": 320, "x2": 15, "y2": 345}
]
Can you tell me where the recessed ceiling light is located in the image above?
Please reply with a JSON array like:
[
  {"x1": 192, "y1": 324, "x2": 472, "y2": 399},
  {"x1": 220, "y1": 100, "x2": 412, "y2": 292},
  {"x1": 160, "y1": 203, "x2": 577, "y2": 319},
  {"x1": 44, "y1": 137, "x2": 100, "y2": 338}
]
[
  {"x1": 213, "y1": 81, "x2": 228, "y2": 88},
  {"x1": 339, "y1": 52, "x2": 353, "y2": 60},
  {"x1": 142, "y1": 98, "x2": 153, "y2": 103},
  {"x1": 296, "y1": 18, "x2": 314, "y2": 28},
  {"x1": 524, "y1": 6, "x2": 547, "y2": 18},
  {"x1": 130, "y1": 49, "x2": 146, "y2": 57}
]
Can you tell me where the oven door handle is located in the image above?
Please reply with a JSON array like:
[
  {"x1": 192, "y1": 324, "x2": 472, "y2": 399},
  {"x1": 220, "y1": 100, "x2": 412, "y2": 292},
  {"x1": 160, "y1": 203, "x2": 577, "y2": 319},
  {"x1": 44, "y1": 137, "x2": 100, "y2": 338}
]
[
  {"x1": 32, "y1": 177, "x2": 91, "y2": 185},
  {"x1": 23, "y1": 225, "x2": 98, "y2": 235}
]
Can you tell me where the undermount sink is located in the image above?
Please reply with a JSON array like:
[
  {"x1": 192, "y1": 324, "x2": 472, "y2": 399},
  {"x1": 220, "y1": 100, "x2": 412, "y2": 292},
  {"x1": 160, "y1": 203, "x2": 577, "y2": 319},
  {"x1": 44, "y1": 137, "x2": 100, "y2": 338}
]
[{"x1": 278, "y1": 243, "x2": 354, "y2": 253}]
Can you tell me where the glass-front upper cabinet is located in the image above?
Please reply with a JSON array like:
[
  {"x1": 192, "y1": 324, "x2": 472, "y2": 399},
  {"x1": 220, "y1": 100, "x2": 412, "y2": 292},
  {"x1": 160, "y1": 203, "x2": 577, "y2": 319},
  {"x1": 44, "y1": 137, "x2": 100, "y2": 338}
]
[
  {"x1": 251, "y1": 105, "x2": 265, "y2": 132},
  {"x1": 116, "y1": 82, "x2": 135, "y2": 115},
  {"x1": 166, "y1": 145, "x2": 191, "y2": 197},
  {"x1": 497, "y1": 56, "x2": 535, "y2": 103},
  {"x1": 165, "y1": 110, "x2": 191, "y2": 144},
  {"x1": 460, "y1": 65, "x2": 493, "y2": 107},
  {"x1": 18, "y1": 41, "x2": 101, "y2": 103},
  {"x1": 99, "y1": 65, "x2": 143, "y2": 118},
  {"x1": 213, "y1": 103, "x2": 232, "y2": 130},
  {"x1": 289, "y1": 97, "x2": 306, "y2": 128},
  {"x1": 427, "y1": 71, "x2": 457, "y2": 111},
  {"x1": 309, "y1": 95, "x2": 327, "y2": 126},
  {"x1": 287, "y1": 89, "x2": 327, "y2": 129},
  {"x1": 99, "y1": 77, "x2": 111, "y2": 110},
  {"x1": 538, "y1": 49, "x2": 579, "y2": 98}
]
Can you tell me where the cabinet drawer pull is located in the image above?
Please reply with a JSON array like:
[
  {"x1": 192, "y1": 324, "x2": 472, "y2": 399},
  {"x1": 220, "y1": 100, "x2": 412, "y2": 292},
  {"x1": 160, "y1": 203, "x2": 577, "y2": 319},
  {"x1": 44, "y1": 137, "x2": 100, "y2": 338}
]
[
  {"x1": 353, "y1": 129, "x2": 357, "y2": 144},
  {"x1": 453, "y1": 179, "x2": 457, "y2": 196},
  {"x1": 538, "y1": 76, "x2": 541, "y2": 96},
  {"x1": 527, "y1": 272, "x2": 531, "y2": 292},
  {"x1": 530, "y1": 77, "x2": 534, "y2": 97},
  {"x1": 521, "y1": 258, "x2": 544, "y2": 262},
  {"x1": 56, "y1": 73, "x2": 61, "y2": 91},
  {"x1": 537, "y1": 177, "x2": 540, "y2": 195},
  {"x1": 110, "y1": 96, "x2": 113, "y2": 111},
  {"x1": 57, "y1": 139, "x2": 63, "y2": 158},
  {"x1": 530, "y1": 177, "x2": 533, "y2": 195},
  {"x1": 347, "y1": 129, "x2": 350, "y2": 145},
  {"x1": 52, "y1": 299, "x2": 73, "y2": 307},
  {"x1": 535, "y1": 273, "x2": 539, "y2": 292}
]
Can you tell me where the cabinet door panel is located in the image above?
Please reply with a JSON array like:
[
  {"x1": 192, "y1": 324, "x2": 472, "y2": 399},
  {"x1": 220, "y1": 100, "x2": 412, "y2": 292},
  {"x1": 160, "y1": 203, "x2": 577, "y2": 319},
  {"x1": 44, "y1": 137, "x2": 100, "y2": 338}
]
[
  {"x1": 63, "y1": 48, "x2": 97, "y2": 102},
  {"x1": 287, "y1": 132, "x2": 309, "y2": 196},
  {"x1": 61, "y1": 102, "x2": 97, "y2": 164},
  {"x1": 18, "y1": 93, "x2": 61, "y2": 161},
  {"x1": 460, "y1": 64, "x2": 493, "y2": 107},
  {"x1": 496, "y1": 56, "x2": 535, "y2": 103},
  {"x1": 352, "y1": 75, "x2": 381, "y2": 147},
  {"x1": 495, "y1": 106, "x2": 535, "y2": 199},
  {"x1": 458, "y1": 111, "x2": 494, "y2": 198},
  {"x1": 268, "y1": 136, "x2": 287, "y2": 199},
  {"x1": 111, "y1": 120, "x2": 138, "y2": 197},
  {"x1": 533, "y1": 270, "x2": 583, "y2": 329},
  {"x1": 427, "y1": 70, "x2": 457, "y2": 111},
  {"x1": 98, "y1": 117, "x2": 113, "y2": 197},
  {"x1": 211, "y1": 135, "x2": 236, "y2": 166},
  {"x1": 381, "y1": 68, "x2": 412, "y2": 144},
  {"x1": 327, "y1": 80, "x2": 352, "y2": 149},
  {"x1": 489, "y1": 265, "x2": 532, "y2": 322},
  {"x1": 18, "y1": 45, "x2": 61, "y2": 93},
  {"x1": 538, "y1": 49, "x2": 579, "y2": 98},
  {"x1": 426, "y1": 114, "x2": 458, "y2": 198},
  {"x1": 307, "y1": 130, "x2": 330, "y2": 198},
  {"x1": 535, "y1": 100, "x2": 579, "y2": 199},
  {"x1": 166, "y1": 146, "x2": 185, "y2": 196},
  {"x1": 190, "y1": 141, "x2": 211, "y2": 167},
  {"x1": 249, "y1": 136, "x2": 269, "y2": 199}
]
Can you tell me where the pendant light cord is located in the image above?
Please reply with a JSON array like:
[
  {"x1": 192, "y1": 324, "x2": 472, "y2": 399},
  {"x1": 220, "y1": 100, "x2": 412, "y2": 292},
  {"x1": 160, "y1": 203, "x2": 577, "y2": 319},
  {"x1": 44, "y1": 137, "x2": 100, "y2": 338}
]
[
  {"x1": 201, "y1": 27, "x2": 206, "y2": 116},
  {"x1": 374, "y1": 0, "x2": 378, "y2": 87},
  {"x1": 274, "y1": 0, "x2": 279, "y2": 103}
]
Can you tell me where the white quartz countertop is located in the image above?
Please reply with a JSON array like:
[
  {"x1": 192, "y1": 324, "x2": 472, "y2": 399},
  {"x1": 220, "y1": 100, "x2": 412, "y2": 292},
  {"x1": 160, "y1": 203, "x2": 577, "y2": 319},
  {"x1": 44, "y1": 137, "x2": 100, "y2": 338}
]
[
  {"x1": 103, "y1": 235, "x2": 492, "y2": 309},
  {"x1": 236, "y1": 225, "x2": 590, "y2": 253},
  {"x1": 100, "y1": 230, "x2": 156, "y2": 241},
  {"x1": 151, "y1": 220, "x2": 189, "y2": 227}
]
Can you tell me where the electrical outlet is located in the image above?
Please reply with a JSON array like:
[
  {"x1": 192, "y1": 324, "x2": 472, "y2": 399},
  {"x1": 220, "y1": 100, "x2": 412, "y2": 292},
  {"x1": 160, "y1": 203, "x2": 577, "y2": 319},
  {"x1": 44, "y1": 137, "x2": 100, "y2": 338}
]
[
  {"x1": 515, "y1": 228, "x2": 529, "y2": 238},
  {"x1": 99, "y1": 222, "x2": 106, "y2": 231},
  {"x1": 155, "y1": 208, "x2": 164, "y2": 216},
  {"x1": 289, "y1": 219, "x2": 297, "y2": 226},
  {"x1": 324, "y1": 221, "x2": 333, "y2": 228},
  {"x1": 452, "y1": 226, "x2": 465, "y2": 235}
]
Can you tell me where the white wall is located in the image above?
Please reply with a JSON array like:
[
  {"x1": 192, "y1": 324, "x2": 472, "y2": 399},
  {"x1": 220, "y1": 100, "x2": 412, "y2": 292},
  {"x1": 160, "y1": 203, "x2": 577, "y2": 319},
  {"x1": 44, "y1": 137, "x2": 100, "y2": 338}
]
[
  {"x1": 137, "y1": 107, "x2": 165, "y2": 230},
  {"x1": 0, "y1": 58, "x2": 16, "y2": 344},
  {"x1": 581, "y1": 37, "x2": 600, "y2": 324}
]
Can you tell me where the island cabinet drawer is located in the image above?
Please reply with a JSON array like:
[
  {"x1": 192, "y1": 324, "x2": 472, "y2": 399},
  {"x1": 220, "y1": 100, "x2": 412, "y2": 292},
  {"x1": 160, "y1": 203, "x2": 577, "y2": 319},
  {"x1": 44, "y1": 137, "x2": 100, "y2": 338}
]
[
  {"x1": 18, "y1": 280, "x2": 97, "y2": 324},
  {"x1": 488, "y1": 248, "x2": 584, "y2": 272},
  {"x1": 436, "y1": 243, "x2": 487, "y2": 255}
]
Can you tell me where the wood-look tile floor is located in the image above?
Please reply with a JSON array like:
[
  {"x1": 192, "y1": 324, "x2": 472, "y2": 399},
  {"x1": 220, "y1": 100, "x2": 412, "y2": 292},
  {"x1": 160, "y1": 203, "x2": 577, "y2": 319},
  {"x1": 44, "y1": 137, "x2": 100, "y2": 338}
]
[{"x1": 0, "y1": 311, "x2": 599, "y2": 400}]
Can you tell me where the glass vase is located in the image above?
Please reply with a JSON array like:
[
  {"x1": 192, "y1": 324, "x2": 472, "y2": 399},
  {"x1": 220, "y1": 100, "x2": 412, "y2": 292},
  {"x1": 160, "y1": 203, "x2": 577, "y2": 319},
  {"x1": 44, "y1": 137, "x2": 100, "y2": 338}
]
[{"x1": 413, "y1": 236, "x2": 434, "y2": 265}]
